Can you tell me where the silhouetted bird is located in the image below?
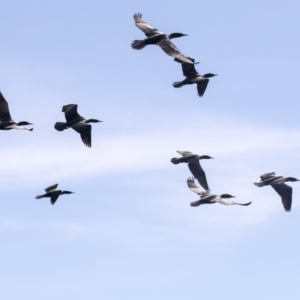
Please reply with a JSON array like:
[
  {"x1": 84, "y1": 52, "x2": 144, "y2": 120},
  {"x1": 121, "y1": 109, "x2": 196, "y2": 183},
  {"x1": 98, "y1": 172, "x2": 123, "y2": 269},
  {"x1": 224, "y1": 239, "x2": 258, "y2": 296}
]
[
  {"x1": 0, "y1": 91, "x2": 33, "y2": 131},
  {"x1": 132, "y1": 13, "x2": 195, "y2": 64},
  {"x1": 54, "y1": 104, "x2": 102, "y2": 147},
  {"x1": 35, "y1": 184, "x2": 74, "y2": 205},
  {"x1": 171, "y1": 151, "x2": 213, "y2": 191},
  {"x1": 187, "y1": 177, "x2": 252, "y2": 207},
  {"x1": 254, "y1": 172, "x2": 300, "y2": 212},
  {"x1": 173, "y1": 57, "x2": 217, "y2": 96}
]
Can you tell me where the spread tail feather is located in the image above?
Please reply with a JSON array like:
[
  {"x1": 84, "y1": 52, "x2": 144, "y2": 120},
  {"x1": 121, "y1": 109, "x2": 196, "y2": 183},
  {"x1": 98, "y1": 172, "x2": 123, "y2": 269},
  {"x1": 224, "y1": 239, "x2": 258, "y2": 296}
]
[
  {"x1": 35, "y1": 194, "x2": 45, "y2": 199},
  {"x1": 190, "y1": 200, "x2": 202, "y2": 207},
  {"x1": 254, "y1": 182, "x2": 264, "y2": 187},
  {"x1": 173, "y1": 81, "x2": 184, "y2": 88},
  {"x1": 171, "y1": 158, "x2": 180, "y2": 164},
  {"x1": 54, "y1": 122, "x2": 68, "y2": 131},
  {"x1": 131, "y1": 40, "x2": 146, "y2": 50}
]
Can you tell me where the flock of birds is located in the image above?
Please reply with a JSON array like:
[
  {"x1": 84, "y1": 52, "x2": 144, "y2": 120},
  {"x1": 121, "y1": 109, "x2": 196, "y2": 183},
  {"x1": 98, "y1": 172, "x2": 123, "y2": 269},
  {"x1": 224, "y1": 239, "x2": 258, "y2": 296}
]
[{"x1": 0, "y1": 13, "x2": 299, "y2": 211}]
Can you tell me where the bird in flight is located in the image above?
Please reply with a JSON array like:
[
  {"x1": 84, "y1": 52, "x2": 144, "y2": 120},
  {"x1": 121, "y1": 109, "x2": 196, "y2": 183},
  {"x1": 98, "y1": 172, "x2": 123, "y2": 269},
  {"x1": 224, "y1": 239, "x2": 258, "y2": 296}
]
[
  {"x1": 131, "y1": 13, "x2": 196, "y2": 64},
  {"x1": 54, "y1": 104, "x2": 102, "y2": 147}
]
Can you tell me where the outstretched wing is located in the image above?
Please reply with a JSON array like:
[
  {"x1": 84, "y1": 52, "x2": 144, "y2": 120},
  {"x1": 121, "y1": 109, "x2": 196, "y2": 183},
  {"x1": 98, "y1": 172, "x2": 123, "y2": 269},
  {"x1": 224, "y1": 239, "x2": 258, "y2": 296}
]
[
  {"x1": 217, "y1": 198, "x2": 252, "y2": 206},
  {"x1": 0, "y1": 91, "x2": 13, "y2": 122},
  {"x1": 188, "y1": 159, "x2": 209, "y2": 191},
  {"x1": 45, "y1": 184, "x2": 59, "y2": 192},
  {"x1": 271, "y1": 183, "x2": 292, "y2": 212},
  {"x1": 197, "y1": 80, "x2": 209, "y2": 97},
  {"x1": 133, "y1": 13, "x2": 163, "y2": 37},
  {"x1": 187, "y1": 177, "x2": 207, "y2": 196},
  {"x1": 260, "y1": 172, "x2": 276, "y2": 180},
  {"x1": 177, "y1": 150, "x2": 195, "y2": 156},
  {"x1": 50, "y1": 193, "x2": 60, "y2": 205},
  {"x1": 62, "y1": 104, "x2": 84, "y2": 123},
  {"x1": 171, "y1": 156, "x2": 194, "y2": 164},
  {"x1": 181, "y1": 59, "x2": 199, "y2": 77},
  {"x1": 71, "y1": 122, "x2": 92, "y2": 147},
  {"x1": 157, "y1": 38, "x2": 194, "y2": 64}
]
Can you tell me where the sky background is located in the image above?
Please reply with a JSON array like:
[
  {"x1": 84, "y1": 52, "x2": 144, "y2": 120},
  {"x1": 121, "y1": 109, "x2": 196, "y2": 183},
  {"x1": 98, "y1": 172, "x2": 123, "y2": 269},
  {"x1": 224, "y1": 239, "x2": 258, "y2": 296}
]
[{"x1": 1, "y1": 0, "x2": 300, "y2": 299}]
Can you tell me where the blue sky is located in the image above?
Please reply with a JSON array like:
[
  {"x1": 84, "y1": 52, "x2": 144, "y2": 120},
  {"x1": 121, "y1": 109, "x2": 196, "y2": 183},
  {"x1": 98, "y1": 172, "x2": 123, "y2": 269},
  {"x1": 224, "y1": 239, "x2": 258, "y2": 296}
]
[{"x1": 1, "y1": 0, "x2": 300, "y2": 299}]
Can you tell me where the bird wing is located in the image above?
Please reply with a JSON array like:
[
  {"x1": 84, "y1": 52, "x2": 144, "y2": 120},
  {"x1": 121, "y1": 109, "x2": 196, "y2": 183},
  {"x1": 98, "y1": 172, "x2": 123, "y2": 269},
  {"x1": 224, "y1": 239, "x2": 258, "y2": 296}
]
[
  {"x1": 133, "y1": 13, "x2": 163, "y2": 37},
  {"x1": 188, "y1": 159, "x2": 209, "y2": 191},
  {"x1": 216, "y1": 198, "x2": 252, "y2": 206},
  {"x1": 197, "y1": 80, "x2": 209, "y2": 97},
  {"x1": 180, "y1": 59, "x2": 199, "y2": 77},
  {"x1": 63, "y1": 104, "x2": 84, "y2": 123},
  {"x1": 71, "y1": 122, "x2": 92, "y2": 147},
  {"x1": 157, "y1": 38, "x2": 194, "y2": 64},
  {"x1": 271, "y1": 183, "x2": 292, "y2": 212},
  {"x1": 171, "y1": 155, "x2": 195, "y2": 164},
  {"x1": 260, "y1": 172, "x2": 276, "y2": 180},
  {"x1": 50, "y1": 193, "x2": 60, "y2": 205},
  {"x1": 177, "y1": 150, "x2": 195, "y2": 156},
  {"x1": 187, "y1": 177, "x2": 206, "y2": 195},
  {"x1": 45, "y1": 184, "x2": 59, "y2": 192},
  {"x1": 0, "y1": 91, "x2": 13, "y2": 122}
]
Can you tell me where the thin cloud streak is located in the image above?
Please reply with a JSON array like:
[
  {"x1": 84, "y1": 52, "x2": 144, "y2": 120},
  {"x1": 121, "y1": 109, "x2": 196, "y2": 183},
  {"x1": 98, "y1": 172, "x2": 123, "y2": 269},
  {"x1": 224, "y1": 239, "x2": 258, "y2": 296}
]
[{"x1": 1, "y1": 118, "x2": 300, "y2": 189}]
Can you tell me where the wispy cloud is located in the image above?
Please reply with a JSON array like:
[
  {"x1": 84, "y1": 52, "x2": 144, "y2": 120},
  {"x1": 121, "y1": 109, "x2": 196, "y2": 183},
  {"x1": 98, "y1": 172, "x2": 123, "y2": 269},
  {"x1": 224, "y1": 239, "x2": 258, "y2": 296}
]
[{"x1": 1, "y1": 116, "x2": 300, "y2": 189}]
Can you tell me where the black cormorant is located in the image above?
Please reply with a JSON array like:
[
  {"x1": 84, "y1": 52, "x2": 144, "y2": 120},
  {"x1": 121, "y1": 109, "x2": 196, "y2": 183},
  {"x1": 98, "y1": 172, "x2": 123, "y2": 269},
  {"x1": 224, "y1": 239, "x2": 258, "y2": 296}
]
[
  {"x1": 54, "y1": 104, "x2": 102, "y2": 147},
  {"x1": 173, "y1": 57, "x2": 217, "y2": 97},
  {"x1": 35, "y1": 184, "x2": 74, "y2": 205},
  {"x1": 171, "y1": 150, "x2": 213, "y2": 191},
  {"x1": 254, "y1": 172, "x2": 300, "y2": 212},
  {"x1": 132, "y1": 13, "x2": 195, "y2": 64},
  {"x1": 0, "y1": 91, "x2": 33, "y2": 131},
  {"x1": 187, "y1": 177, "x2": 252, "y2": 207}
]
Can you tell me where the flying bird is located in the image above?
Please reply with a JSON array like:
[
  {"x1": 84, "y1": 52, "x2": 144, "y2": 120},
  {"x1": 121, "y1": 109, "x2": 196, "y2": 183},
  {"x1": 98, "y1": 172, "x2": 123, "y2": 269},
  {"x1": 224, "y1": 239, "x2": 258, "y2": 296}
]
[
  {"x1": 254, "y1": 172, "x2": 300, "y2": 212},
  {"x1": 0, "y1": 91, "x2": 33, "y2": 131},
  {"x1": 187, "y1": 177, "x2": 252, "y2": 207},
  {"x1": 173, "y1": 57, "x2": 217, "y2": 97},
  {"x1": 54, "y1": 104, "x2": 102, "y2": 147},
  {"x1": 171, "y1": 150, "x2": 213, "y2": 191},
  {"x1": 131, "y1": 13, "x2": 195, "y2": 64},
  {"x1": 35, "y1": 184, "x2": 74, "y2": 205}
]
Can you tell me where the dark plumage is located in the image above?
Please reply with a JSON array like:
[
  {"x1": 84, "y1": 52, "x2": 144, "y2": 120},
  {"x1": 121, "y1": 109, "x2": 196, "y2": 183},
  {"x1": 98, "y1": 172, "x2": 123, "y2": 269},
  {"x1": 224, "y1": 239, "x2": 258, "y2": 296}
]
[
  {"x1": 54, "y1": 104, "x2": 102, "y2": 147},
  {"x1": 187, "y1": 177, "x2": 252, "y2": 207},
  {"x1": 173, "y1": 57, "x2": 217, "y2": 97},
  {"x1": 0, "y1": 91, "x2": 33, "y2": 131},
  {"x1": 254, "y1": 172, "x2": 300, "y2": 212},
  {"x1": 35, "y1": 184, "x2": 74, "y2": 205},
  {"x1": 171, "y1": 150, "x2": 213, "y2": 191},
  {"x1": 132, "y1": 13, "x2": 195, "y2": 64}
]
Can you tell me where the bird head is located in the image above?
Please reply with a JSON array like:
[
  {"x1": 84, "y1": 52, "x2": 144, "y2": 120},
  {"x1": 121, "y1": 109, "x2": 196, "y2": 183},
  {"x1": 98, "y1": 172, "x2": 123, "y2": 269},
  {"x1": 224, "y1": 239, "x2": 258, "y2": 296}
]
[
  {"x1": 285, "y1": 177, "x2": 300, "y2": 182},
  {"x1": 169, "y1": 33, "x2": 188, "y2": 39},
  {"x1": 220, "y1": 194, "x2": 235, "y2": 198},
  {"x1": 85, "y1": 119, "x2": 103, "y2": 123},
  {"x1": 62, "y1": 191, "x2": 74, "y2": 195},
  {"x1": 17, "y1": 121, "x2": 33, "y2": 126},
  {"x1": 199, "y1": 155, "x2": 214, "y2": 160},
  {"x1": 203, "y1": 73, "x2": 218, "y2": 78}
]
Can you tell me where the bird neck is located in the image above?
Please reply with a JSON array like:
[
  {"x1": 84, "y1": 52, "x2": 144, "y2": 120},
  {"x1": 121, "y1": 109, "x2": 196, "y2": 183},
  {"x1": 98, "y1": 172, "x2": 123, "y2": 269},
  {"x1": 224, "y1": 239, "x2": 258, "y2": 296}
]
[{"x1": 168, "y1": 33, "x2": 186, "y2": 39}]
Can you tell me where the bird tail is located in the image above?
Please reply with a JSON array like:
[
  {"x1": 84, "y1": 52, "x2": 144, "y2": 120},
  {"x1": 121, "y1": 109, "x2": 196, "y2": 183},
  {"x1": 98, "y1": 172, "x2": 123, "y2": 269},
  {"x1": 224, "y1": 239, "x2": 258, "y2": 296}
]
[
  {"x1": 131, "y1": 40, "x2": 146, "y2": 50},
  {"x1": 253, "y1": 181, "x2": 264, "y2": 187},
  {"x1": 171, "y1": 158, "x2": 180, "y2": 164},
  {"x1": 190, "y1": 200, "x2": 202, "y2": 207},
  {"x1": 54, "y1": 122, "x2": 68, "y2": 131},
  {"x1": 35, "y1": 194, "x2": 45, "y2": 199},
  {"x1": 173, "y1": 81, "x2": 184, "y2": 88}
]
